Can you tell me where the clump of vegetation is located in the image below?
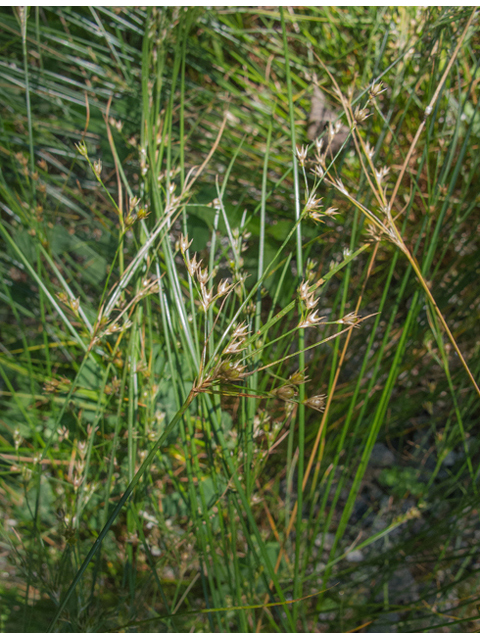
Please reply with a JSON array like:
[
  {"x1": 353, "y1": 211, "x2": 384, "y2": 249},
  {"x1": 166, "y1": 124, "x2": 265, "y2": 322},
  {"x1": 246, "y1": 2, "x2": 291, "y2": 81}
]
[{"x1": 0, "y1": 6, "x2": 479, "y2": 632}]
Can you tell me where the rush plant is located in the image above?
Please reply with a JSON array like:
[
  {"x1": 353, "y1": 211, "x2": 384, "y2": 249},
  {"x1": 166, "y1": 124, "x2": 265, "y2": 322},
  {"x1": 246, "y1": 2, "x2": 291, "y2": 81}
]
[{"x1": 0, "y1": 6, "x2": 479, "y2": 633}]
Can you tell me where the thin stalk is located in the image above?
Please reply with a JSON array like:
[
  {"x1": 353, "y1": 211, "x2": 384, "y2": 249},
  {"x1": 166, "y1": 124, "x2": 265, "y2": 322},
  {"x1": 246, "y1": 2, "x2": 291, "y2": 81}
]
[
  {"x1": 281, "y1": 7, "x2": 304, "y2": 619},
  {"x1": 46, "y1": 388, "x2": 198, "y2": 632}
]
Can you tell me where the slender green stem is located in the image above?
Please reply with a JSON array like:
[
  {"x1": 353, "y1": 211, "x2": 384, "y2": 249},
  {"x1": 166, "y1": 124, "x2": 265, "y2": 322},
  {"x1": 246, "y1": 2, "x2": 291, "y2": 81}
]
[
  {"x1": 281, "y1": 9, "x2": 305, "y2": 614},
  {"x1": 47, "y1": 389, "x2": 197, "y2": 632}
]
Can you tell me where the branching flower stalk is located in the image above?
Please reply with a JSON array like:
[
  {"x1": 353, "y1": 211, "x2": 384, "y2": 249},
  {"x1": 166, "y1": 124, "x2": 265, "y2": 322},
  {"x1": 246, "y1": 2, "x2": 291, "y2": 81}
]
[
  {"x1": 4, "y1": 8, "x2": 478, "y2": 634},
  {"x1": 314, "y1": 41, "x2": 480, "y2": 399},
  {"x1": 46, "y1": 387, "x2": 199, "y2": 632}
]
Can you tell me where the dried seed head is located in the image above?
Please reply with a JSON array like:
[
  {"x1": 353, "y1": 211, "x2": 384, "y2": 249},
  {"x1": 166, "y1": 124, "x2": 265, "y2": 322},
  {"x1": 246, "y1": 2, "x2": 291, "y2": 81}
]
[
  {"x1": 296, "y1": 145, "x2": 308, "y2": 167},
  {"x1": 57, "y1": 426, "x2": 69, "y2": 442},
  {"x1": 304, "y1": 394, "x2": 326, "y2": 412},
  {"x1": 109, "y1": 117, "x2": 123, "y2": 132},
  {"x1": 354, "y1": 106, "x2": 370, "y2": 125},
  {"x1": 274, "y1": 385, "x2": 297, "y2": 402},
  {"x1": 129, "y1": 195, "x2": 140, "y2": 211},
  {"x1": 233, "y1": 321, "x2": 249, "y2": 339},
  {"x1": 22, "y1": 466, "x2": 32, "y2": 482},
  {"x1": 93, "y1": 159, "x2": 102, "y2": 179},
  {"x1": 200, "y1": 284, "x2": 214, "y2": 311},
  {"x1": 366, "y1": 223, "x2": 383, "y2": 243},
  {"x1": 125, "y1": 212, "x2": 136, "y2": 227},
  {"x1": 369, "y1": 82, "x2": 386, "y2": 100},
  {"x1": 13, "y1": 428, "x2": 22, "y2": 450},
  {"x1": 305, "y1": 194, "x2": 323, "y2": 213},
  {"x1": 364, "y1": 142, "x2": 375, "y2": 160},
  {"x1": 179, "y1": 233, "x2": 193, "y2": 254},
  {"x1": 305, "y1": 193, "x2": 325, "y2": 223},
  {"x1": 324, "y1": 207, "x2": 339, "y2": 217},
  {"x1": 289, "y1": 370, "x2": 309, "y2": 385},
  {"x1": 334, "y1": 178, "x2": 349, "y2": 196},
  {"x1": 187, "y1": 253, "x2": 202, "y2": 277},
  {"x1": 224, "y1": 340, "x2": 245, "y2": 354},
  {"x1": 339, "y1": 312, "x2": 360, "y2": 327},
  {"x1": 299, "y1": 310, "x2": 324, "y2": 329},
  {"x1": 217, "y1": 279, "x2": 231, "y2": 297},
  {"x1": 379, "y1": 203, "x2": 392, "y2": 218},
  {"x1": 307, "y1": 210, "x2": 325, "y2": 224},
  {"x1": 197, "y1": 267, "x2": 209, "y2": 285},
  {"x1": 298, "y1": 279, "x2": 311, "y2": 300},
  {"x1": 328, "y1": 122, "x2": 336, "y2": 141},
  {"x1": 72, "y1": 474, "x2": 82, "y2": 491},
  {"x1": 16, "y1": 152, "x2": 28, "y2": 167},
  {"x1": 75, "y1": 141, "x2": 88, "y2": 158},
  {"x1": 375, "y1": 166, "x2": 390, "y2": 183},
  {"x1": 217, "y1": 360, "x2": 246, "y2": 381},
  {"x1": 304, "y1": 292, "x2": 319, "y2": 310},
  {"x1": 44, "y1": 378, "x2": 61, "y2": 393},
  {"x1": 70, "y1": 297, "x2": 80, "y2": 314},
  {"x1": 105, "y1": 322, "x2": 121, "y2": 335},
  {"x1": 87, "y1": 424, "x2": 99, "y2": 437}
]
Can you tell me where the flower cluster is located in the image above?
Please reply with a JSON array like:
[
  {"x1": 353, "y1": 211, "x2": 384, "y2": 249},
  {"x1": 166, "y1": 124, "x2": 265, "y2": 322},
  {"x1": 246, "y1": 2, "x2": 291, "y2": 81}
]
[
  {"x1": 204, "y1": 320, "x2": 252, "y2": 388},
  {"x1": 296, "y1": 144, "x2": 308, "y2": 167},
  {"x1": 56, "y1": 291, "x2": 81, "y2": 316},
  {"x1": 297, "y1": 276, "x2": 324, "y2": 329},
  {"x1": 179, "y1": 233, "x2": 234, "y2": 312},
  {"x1": 304, "y1": 394, "x2": 327, "y2": 412},
  {"x1": 368, "y1": 81, "x2": 386, "y2": 102},
  {"x1": 125, "y1": 195, "x2": 150, "y2": 228},
  {"x1": 215, "y1": 359, "x2": 247, "y2": 382},
  {"x1": 353, "y1": 106, "x2": 370, "y2": 125},
  {"x1": 337, "y1": 311, "x2": 361, "y2": 328},
  {"x1": 303, "y1": 188, "x2": 340, "y2": 224}
]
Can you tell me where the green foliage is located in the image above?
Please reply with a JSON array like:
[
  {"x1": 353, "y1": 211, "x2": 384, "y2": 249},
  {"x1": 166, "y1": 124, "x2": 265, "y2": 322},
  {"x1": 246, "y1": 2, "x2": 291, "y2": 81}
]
[
  {"x1": 379, "y1": 467, "x2": 427, "y2": 498},
  {"x1": 0, "y1": 5, "x2": 479, "y2": 633}
]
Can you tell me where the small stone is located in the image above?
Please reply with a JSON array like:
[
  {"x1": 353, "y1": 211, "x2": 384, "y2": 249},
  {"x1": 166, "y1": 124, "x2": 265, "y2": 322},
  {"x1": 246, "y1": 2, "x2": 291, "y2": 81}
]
[
  {"x1": 372, "y1": 517, "x2": 388, "y2": 533},
  {"x1": 346, "y1": 549, "x2": 364, "y2": 562},
  {"x1": 366, "y1": 612, "x2": 399, "y2": 633},
  {"x1": 443, "y1": 451, "x2": 456, "y2": 467},
  {"x1": 371, "y1": 443, "x2": 395, "y2": 467},
  {"x1": 314, "y1": 532, "x2": 335, "y2": 549},
  {"x1": 389, "y1": 567, "x2": 418, "y2": 604}
]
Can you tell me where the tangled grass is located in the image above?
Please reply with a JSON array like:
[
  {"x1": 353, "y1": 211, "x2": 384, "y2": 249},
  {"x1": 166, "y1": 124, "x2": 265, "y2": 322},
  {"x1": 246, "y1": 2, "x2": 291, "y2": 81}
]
[{"x1": 0, "y1": 6, "x2": 479, "y2": 632}]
